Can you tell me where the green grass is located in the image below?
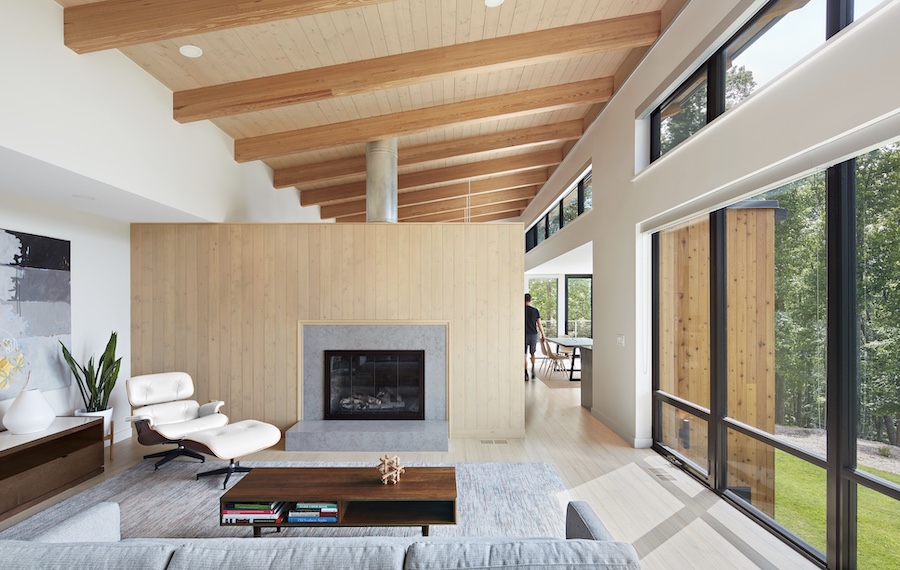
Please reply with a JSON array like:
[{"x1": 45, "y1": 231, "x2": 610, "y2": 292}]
[
  {"x1": 773, "y1": 450, "x2": 827, "y2": 551},
  {"x1": 774, "y1": 451, "x2": 900, "y2": 569}
]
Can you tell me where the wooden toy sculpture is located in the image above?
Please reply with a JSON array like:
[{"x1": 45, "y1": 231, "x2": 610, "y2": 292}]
[{"x1": 377, "y1": 454, "x2": 406, "y2": 485}]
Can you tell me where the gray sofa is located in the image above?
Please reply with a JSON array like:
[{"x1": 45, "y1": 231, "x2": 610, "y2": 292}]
[{"x1": 0, "y1": 501, "x2": 640, "y2": 569}]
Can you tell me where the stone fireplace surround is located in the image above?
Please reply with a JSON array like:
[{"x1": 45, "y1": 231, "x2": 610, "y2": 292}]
[{"x1": 285, "y1": 322, "x2": 448, "y2": 452}]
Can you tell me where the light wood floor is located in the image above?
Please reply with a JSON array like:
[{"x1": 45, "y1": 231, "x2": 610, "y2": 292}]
[{"x1": 3, "y1": 364, "x2": 818, "y2": 569}]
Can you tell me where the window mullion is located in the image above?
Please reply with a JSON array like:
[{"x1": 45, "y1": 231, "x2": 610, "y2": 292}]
[
  {"x1": 825, "y1": 159, "x2": 858, "y2": 570},
  {"x1": 827, "y1": 0, "x2": 854, "y2": 39},
  {"x1": 650, "y1": 109, "x2": 661, "y2": 163},
  {"x1": 708, "y1": 209, "x2": 728, "y2": 490},
  {"x1": 707, "y1": 50, "x2": 726, "y2": 122}
]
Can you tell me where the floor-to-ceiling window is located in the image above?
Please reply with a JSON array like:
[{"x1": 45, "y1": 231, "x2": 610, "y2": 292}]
[
  {"x1": 724, "y1": 182, "x2": 829, "y2": 552},
  {"x1": 652, "y1": 143, "x2": 900, "y2": 569},
  {"x1": 852, "y1": 142, "x2": 900, "y2": 569},
  {"x1": 564, "y1": 275, "x2": 592, "y2": 338},
  {"x1": 527, "y1": 278, "x2": 559, "y2": 339},
  {"x1": 655, "y1": 214, "x2": 711, "y2": 473},
  {"x1": 649, "y1": 4, "x2": 898, "y2": 564}
]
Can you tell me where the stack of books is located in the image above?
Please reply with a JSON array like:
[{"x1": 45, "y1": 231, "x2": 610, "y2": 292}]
[
  {"x1": 221, "y1": 501, "x2": 287, "y2": 524},
  {"x1": 287, "y1": 502, "x2": 338, "y2": 523}
]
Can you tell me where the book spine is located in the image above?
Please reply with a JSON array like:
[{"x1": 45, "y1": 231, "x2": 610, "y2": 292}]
[
  {"x1": 225, "y1": 503, "x2": 279, "y2": 510},
  {"x1": 294, "y1": 503, "x2": 338, "y2": 509},
  {"x1": 222, "y1": 515, "x2": 284, "y2": 523},
  {"x1": 222, "y1": 509, "x2": 280, "y2": 515},
  {"x1": 287, "y1": 516, "x2": 338, "y2": 523}
]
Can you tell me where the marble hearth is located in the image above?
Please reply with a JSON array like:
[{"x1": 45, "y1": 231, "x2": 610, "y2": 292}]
[{"x1": 285, "y1": 322, "x2": 449, "y2": 452}]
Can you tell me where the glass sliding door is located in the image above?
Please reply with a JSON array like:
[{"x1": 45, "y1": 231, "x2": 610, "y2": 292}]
[{"x1": 654, "y1": 214, "x2": 711, "y2": 476}]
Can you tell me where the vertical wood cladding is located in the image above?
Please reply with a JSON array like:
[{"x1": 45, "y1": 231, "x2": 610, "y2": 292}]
[{"x1": 131, "y1": 223, "x2": 524, "y2": 437}]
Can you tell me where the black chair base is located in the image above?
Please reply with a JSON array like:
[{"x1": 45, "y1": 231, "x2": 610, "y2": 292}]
[
  {"x1": 144, "y1": 445, "x2": 206, "y2": 470},
  {"x1": 196, "y1": 459, "x2": 251, "y2": 489}
]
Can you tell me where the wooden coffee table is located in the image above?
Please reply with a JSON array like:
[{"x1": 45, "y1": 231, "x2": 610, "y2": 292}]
[{"x1": 220, "y1": 467, "x2": 457, "y2": 537}]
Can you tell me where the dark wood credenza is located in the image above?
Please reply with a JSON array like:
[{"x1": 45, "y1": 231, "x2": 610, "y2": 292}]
[{"x1": 0, "y1": 417, "x2": 104, "y2": 522}]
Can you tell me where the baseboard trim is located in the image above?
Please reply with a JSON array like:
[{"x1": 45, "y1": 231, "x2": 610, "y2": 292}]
[{"x1": 589, "y1": 409, "x2": 638, "y2": 448}]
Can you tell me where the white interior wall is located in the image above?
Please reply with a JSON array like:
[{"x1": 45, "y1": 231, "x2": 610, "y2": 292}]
[
  {"x1": 0, "y1": 191, "x2": 132, "y2": 445},
  {"x1": 0, "y1": 0, "x2": 324, "y2": 442},
  {"x1": 0, "y1": 0, "x2": 320, "y2": 224},
  {"x1": 524, "y1": 0, "x2": 900, "y2": 447}
]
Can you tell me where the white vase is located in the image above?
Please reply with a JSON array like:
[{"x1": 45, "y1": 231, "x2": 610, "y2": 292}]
[
  {"x1": 75, "y1": 407, "x2": 113, "y2": 435},
  {"x1": 2, "y1": 388, "x2": 56, "y2": 434}
]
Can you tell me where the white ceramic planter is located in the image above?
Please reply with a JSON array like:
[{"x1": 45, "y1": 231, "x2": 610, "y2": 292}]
[
  {"x1": 75, "y1": 407, "x2": 113, "y2": 435},
  {"x1": 3, "y1": 388, "x2": 56, "y2": 434}
]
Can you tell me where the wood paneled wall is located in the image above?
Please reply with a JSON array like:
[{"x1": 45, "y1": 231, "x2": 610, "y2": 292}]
[{"x1": 130, "y1": 223, "x2": 524, "y2": 437}]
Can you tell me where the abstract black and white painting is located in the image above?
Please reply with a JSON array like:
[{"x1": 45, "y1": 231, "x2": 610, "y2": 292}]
[{"x1": 0, "y1": 228, "x2": 72, "y2": 399}]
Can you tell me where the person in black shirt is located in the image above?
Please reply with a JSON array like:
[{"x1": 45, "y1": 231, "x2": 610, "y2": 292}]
[{"x1": 524, "y1": 293, "x2": 545, "y2": 381}]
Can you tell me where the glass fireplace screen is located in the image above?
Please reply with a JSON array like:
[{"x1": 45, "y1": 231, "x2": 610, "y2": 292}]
[{"x1": 324, "y1": 350, "x2": 425, "y2": 420}]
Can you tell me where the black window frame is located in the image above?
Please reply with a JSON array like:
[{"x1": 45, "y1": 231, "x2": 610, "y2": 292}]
[
  {"x1": 651, "y1": 0, "x2": 833, "y2": 161},
  {"x1": 650, "y1": 7, "x2": 900, "y2": 567},
  {"x1": 564, "y1": 274, "x2": 592, "y2": 339},
  {"x1": 651, "y1": 153, "x2": 900, "y2": 568},
  {"x1": 525, "y1": 169, "x2": 593, "y2": 252}
]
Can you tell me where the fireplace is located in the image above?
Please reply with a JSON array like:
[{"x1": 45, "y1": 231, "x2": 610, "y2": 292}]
[{"x1": 324, "y1": 350, "x2": 425, "y2": 420}]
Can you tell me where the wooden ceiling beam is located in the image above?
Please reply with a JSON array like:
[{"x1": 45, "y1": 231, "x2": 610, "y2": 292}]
[
  {"x1": 274, "y1": 120, "x2": 582, "y2": 189},
  {"x1": 276, "y1": 157, "x2": 367, "y2": 190},
  {"x1": 409, "y1": 201, "x2": 530, "y2": 223},
  {"x1": 398, "y1": 148, "x2": 560, "y2": 192},
  {"x1": 301, "y1": 149, "x2": 560, "y2": 207},
  {"x1": 336, "y1": 203, "x2": 524, "y2": 224},
  {"x1": 235, "y1": 78, "x2": 613, "y2": 162},
  {"x1": 318, "y1": 170, "x2": 548, "y2": 219},
  {"x1": 174, "y1": 12, "x2": 659, "y2": 122},
  {"x1": 64, "y1": 0, "x2": 395, "y2": 54},
  {"x1": 401, "y1": 170, "x2": 546, "y2": 207},
  {"x1": 399, "y1": 190, "x2": 536, "y2": 220},
  {"x1": 321, "y1": 184, "x2": 538, "y2": 220},
  {"x1": 463, "y1": 210, "x2": 524, "y2": 223}
]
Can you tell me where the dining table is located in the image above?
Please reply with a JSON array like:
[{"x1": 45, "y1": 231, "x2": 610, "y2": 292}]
[{"x1": 545, "y1": 336, "x2": 593, "y2": 381}]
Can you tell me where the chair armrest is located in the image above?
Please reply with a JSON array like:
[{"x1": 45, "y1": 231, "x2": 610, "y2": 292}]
[
  {"x1": 566, "y1": 501, "x2": 616, "y2": 541},
  {"x1": 198, "y1": 400, "x2": 225, "y2": 416},
  {"x1": 125, "y1": 414, "x2": 153, "y2": 427},
  {"x1": 32, "y1": 502, "x2": 121, "y2": 543}
]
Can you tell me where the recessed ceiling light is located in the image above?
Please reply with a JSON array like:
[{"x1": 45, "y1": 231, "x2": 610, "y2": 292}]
[
  {"x1": 178, "y1": 45, "x2": 203, "y2": 58},
  {"x1": 485, "y1": 0, "x2": 504, "y2": 7}
]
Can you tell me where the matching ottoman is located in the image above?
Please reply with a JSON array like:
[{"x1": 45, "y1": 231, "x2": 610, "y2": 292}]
[{"x1": 183, "y1": 420, "x2": 282, "y2": 488}]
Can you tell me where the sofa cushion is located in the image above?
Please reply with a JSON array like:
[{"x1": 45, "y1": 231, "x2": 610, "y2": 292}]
[
  {"x1": 403, "y1": 539, "x2": 641, "y2": 570},
  {"x1": 166, "y1": 540, "x2": 408, "y2": 570},
  {"x1": 0, "y1": 540, "x2": 175, "y2": 570}
]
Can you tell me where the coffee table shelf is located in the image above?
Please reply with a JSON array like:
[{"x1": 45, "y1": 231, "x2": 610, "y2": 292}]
[{"x1": 220, "y1": 467, "x2": 456, "y2": 537}]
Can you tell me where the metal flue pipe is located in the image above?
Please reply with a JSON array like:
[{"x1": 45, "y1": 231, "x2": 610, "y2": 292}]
[{"x1": 365, "y1": 138, "x2": 399, "y2": 223}]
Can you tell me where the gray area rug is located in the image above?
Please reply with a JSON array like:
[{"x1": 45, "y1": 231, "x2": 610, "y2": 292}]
[{"x1": 1, "y1": 461, "x2": 569, "y2": 540}]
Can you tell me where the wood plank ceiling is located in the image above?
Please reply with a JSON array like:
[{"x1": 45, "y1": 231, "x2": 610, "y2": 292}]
[{"x1": 59, "y1": 0, "x2": 668, "y2": 223}]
